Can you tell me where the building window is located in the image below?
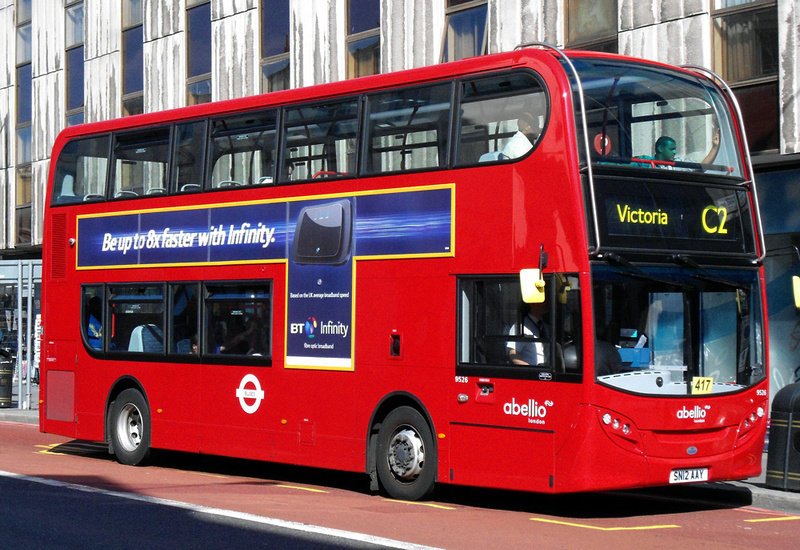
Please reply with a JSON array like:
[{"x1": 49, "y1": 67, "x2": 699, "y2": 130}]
[
  {"x1": 712, "y1": 0, "x2": 778, "y2": 153},
  {"x1": 187, "y1": 0, "x2": 212, "y2": 105},
  {"x1": 122, "y1": 0, "x2": 144, "y2": 116},
  {"x1": 441, "y1": 0, "x2": 487, "y2": 63},
  {"x1": 260, "y1": 0, "x2": 290, "y2": 93},
  {"x1": 16, "y1": 0, "x2": 33, "y2": 246},
  {"x1": 66, "y1": 1, "x2": 85, "y2": 126},
  {"x1": 566, "y1": 0, "x2": 618, "y2": 52},
  {"x1": 346, "y1": 0, "x2": 380, "y2": 79}
]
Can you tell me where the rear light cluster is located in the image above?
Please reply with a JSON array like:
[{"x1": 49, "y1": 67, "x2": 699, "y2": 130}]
[
  {"x1": 737, "y1": 401, "x2": 767, "y2": 441},
  {"x1": 597, "y1": 408, "x2": 644, "y2": 455}
]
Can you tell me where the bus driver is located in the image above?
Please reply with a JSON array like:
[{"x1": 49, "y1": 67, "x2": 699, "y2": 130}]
[{"x1": 507, "y1": 300, "x2": 549, "y2": 365}]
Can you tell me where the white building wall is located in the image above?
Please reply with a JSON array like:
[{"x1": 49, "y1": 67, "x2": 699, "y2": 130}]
[
  {"x1": 488, "y1": 0, "x2": 561, "y2": 54},
  {"x1": 382, "y1": 0, "x2": 444, "y2": 72},
  {"x1": 1, "y1": 2, "x2": 15, "y2": 248},
  {"x1": 144, "y1": 0, "x2": 183, "y2": 112},
  {"x1": 85, "y1": 0, "x2": 121, "y2": 123},
  {"x1": 619, "y1": 0, "x2": 709, "y2": 67},
  {"x1": 212, "y1": 1, "x2": 258, "y2": 100},
  {"x1": 293, "y1": 0, "x2": 346, "y2": 87}
]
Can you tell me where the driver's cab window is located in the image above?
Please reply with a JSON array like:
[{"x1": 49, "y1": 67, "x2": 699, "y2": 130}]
[{"x1": 458, "y1": 274, "x2": 582, "y2": 380}]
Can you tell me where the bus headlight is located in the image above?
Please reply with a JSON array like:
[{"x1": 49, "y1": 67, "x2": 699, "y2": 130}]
[
  {"x1": 596, "y1": 408, "x2": 643, "y2": 455},
  {"x1": 737, "y1": 401, "x2": 768, "y2": 444}
]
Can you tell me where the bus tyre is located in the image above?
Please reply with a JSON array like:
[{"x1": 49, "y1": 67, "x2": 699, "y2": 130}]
[
  {"x1": 109, "y1": 389, "x2": 151, "y2": 466},
  {"x1": 376, "y1": 406, "x2": 436, "y2": 501}
]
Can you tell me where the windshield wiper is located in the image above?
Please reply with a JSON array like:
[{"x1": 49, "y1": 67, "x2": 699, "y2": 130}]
[
  {"x1": 671, "y1": 254, "x2": 744, "y2": 290},
  {"x1": 603, "y1": 252, "x2": 691, "y2": 289}
]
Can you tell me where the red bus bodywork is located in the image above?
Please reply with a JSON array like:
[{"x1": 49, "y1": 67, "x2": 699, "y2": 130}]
[{"x1": 40, "y1": 47, "x2": 768, "y2": 498}]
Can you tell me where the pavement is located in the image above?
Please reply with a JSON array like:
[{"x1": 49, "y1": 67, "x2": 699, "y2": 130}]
[{"x1": 3, "y1": 381, "x2": 800, "y2": 514}]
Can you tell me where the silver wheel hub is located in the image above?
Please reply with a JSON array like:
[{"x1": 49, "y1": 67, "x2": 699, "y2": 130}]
[
  {"x1": 116, "y1": 403, "x2": 143, "y2": 452},
  {"x1": 388, "y1": 428, "x2": 425, "y2": 481}
]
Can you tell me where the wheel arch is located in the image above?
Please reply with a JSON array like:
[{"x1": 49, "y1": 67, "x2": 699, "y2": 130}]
[{"x1": 365, "y1": 391, "x2": 437, "y2": 491}]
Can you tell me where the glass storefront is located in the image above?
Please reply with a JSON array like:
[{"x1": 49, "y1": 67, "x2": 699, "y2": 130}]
[{"x1": 0, "y1": 260, "x2": 42, "y2": 409}]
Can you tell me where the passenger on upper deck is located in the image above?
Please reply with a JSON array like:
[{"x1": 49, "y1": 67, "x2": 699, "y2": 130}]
[
  {"x1": 636, "y1": 128, "x2": 720, "y2": 169},
  {"x1": 502, "y1": 111, "x2": 540, "y2": 159}
]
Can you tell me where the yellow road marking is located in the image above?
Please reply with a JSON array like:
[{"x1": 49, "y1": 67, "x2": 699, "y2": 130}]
[
  {"x1": 35, "y1": 444, "x2": 65, "y2": 455},
  {"x1": 744, "y1": 516, "x2": 800, "y2": 523},
  {"x1": 532, "y1": 518, "x2": 679, "y2": 531},
  {"x1": 186, "y1": 471, "x2": 228, "y2": 479},
  {"x1": 273, "y1": 484, "x2": 328, "y2": 493},
  {"x1": 385, "y1": 500, "x2": 456, "y2": 510}
]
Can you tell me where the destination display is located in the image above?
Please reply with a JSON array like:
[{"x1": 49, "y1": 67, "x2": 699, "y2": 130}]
[{"x1": 592, "y1": 178, "x2": 756, "y2": 256}]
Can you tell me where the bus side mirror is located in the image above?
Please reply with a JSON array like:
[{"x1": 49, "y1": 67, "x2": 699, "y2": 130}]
[
  {"x1": 793, "y1": 276, "x2": 800, "y2": 309},
  {"x1": 520, "y1": 269, "x2": 545, "y2": 303}
]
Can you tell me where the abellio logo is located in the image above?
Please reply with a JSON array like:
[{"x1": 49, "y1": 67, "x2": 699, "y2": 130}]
[
  {"x1": 503, "y1": 398, "x2": 553, "y2": 425},
  {"x1": 677, "y1": 405, "x2": 710, "y2": 423}
]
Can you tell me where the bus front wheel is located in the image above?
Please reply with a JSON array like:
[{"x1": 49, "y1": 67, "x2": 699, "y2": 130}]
[
  {"x1": 376, "y1": 406, "x2": 436, "y2": 501},
  {"x1": 109, "y1": 389, "x2": 151, "y2": 466}
]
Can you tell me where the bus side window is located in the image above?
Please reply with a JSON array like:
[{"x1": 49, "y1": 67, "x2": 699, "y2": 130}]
[
  {"x1": 81, "y1": 285, "x2": 104, "y2": 351},
  {"x1": 108, "y1": 285, "x2": 165, "y2": 353},
  {"x1": 173, "y1": 121, "x2": 207, "y2": 194},
  {"x1": 170, "y1": 283, "x2": 199, "y2": 354},
  {"x1": 204, "y1": 283, "x2": 271, "y2": 358},
  {"x1": 281, "y1": 100, "x2": 358, "y2": 182},
  {"x1": 52, "y1": 135, "x2": 110, "y2": 204},
  {"x1": 111, "y1": 128, "x2": 170, "y2": 199},
  {"x1": 208, "y1": 110, "x2": 278, "y2": 189},
  {"x1": 456, "y1": 72, "x2": 548, "y2": 166},
  {"x1": 363, "y1": 83, "x2": 452, "y2": 175}
]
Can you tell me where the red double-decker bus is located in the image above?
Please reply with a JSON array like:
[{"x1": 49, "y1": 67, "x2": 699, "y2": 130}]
[{"x1": 41, "y1": 45, "x2": 768, "y2": 500}]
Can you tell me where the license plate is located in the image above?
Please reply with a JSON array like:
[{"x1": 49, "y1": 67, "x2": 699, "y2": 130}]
[{"x1": 669, "y1": 467, "x2": 709, "y2": 484}]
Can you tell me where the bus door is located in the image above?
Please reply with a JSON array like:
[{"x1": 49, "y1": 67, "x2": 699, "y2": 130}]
[
  {"x1": 198, "y1": 281, "x2": 275, "y2": 458},
  {"x1": 451, "y1": 274, "x2": 583, "y2": 492}
]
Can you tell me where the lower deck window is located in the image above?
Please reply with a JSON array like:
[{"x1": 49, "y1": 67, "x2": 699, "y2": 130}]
[
  {"x1": 80, "y1": 280, "x2": 272, "y2": 363},
  {"x1": 205, "y1": 284, "x2": 271, "y2": 357}
]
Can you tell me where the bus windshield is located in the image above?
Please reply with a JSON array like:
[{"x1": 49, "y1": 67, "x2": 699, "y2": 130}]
[
  {"x1": 592, "y1": 264, "x2": 764, "y2": 396},
  {"x1": 569, "y1": 57, "x2": 744, "y2": 177}
]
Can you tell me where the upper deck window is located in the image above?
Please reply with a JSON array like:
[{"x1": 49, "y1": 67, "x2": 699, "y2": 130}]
[
  {"x1": 571, "y1": 58, "x2": 744, "y2": 178},
  {"x1": 364, "y1": 84, "x2": 452, "y2": 174},
  {"x1": 281, "y1": 100, "x2": 359, "y2": 182},
  {"x1": 456, "y1": 72, "x2": 548, "y2": 166},
  {"x1": 52, "y1": 135, "x2": 110, "y2": 204},
  {"x1": 111, "y1": 129, "x2": 171, "y2": 198},
  {"x1": 208, "y1": 111, "x2": 278, "y2": 188}
]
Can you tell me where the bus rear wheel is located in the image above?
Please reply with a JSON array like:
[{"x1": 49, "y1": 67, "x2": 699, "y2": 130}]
[
  {"x1": 376, "y1": 406, "x2": 436, "y2": 501},
  {"x1": 109, "y1": 389, "x2": 151, "y2": 466}
]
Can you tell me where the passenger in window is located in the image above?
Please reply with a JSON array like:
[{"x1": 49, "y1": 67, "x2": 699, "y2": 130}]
[
  {"x1": 502, "y1": 112, "x2": 540, "y2": 159},
  {"x1": 220, "y1": 315, "x2": 265, "y2": 355},
  {"x1": 87, "y1": 296, "x2": 103, "y2": 350},
  {"x1": 507, "y1": 301, "x2": 549, "y2": 365},
  {"x1": 636, "y1": 128, "x2": 720, "y2": 168}
]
